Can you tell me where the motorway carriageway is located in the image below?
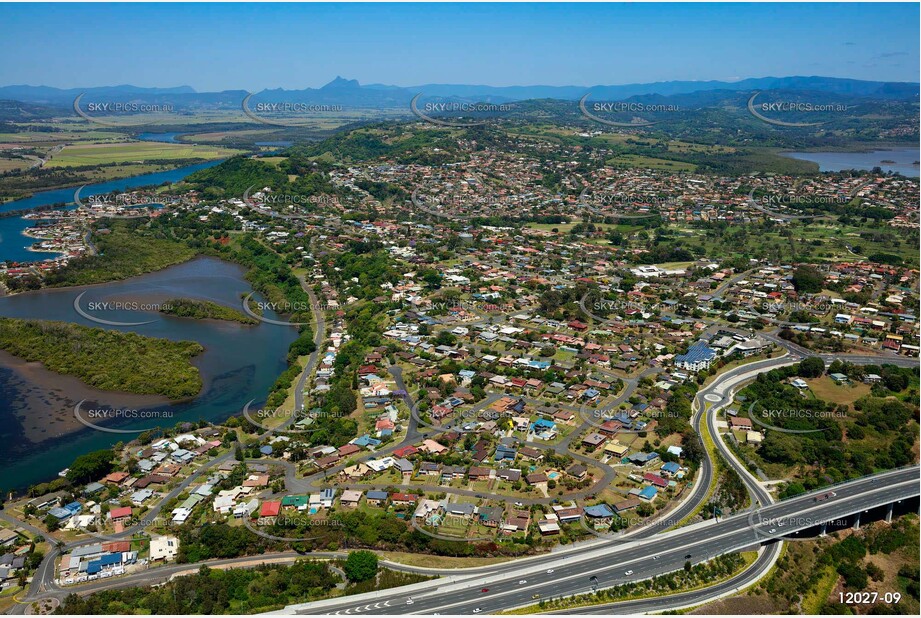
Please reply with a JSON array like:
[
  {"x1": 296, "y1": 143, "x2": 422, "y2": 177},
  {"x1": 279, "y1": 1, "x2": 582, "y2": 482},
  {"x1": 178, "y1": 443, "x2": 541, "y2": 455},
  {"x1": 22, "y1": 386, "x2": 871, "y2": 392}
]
[{"x1": 288, "y1": 466, "x2": 919, "y2": 615}]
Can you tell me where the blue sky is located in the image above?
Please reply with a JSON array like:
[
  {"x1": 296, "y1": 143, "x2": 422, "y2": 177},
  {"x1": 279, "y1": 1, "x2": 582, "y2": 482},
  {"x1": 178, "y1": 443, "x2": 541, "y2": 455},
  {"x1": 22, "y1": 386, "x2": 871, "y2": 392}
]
[{"x1": 1, "y1": 3, "x2": 918, "y2": 90}]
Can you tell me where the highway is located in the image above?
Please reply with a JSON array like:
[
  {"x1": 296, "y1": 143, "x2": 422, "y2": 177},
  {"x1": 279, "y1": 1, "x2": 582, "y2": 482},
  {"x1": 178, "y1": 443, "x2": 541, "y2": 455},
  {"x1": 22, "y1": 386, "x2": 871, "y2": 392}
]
[{"x1": 284, "y1": 467, "x2": 919, "y2": 615}]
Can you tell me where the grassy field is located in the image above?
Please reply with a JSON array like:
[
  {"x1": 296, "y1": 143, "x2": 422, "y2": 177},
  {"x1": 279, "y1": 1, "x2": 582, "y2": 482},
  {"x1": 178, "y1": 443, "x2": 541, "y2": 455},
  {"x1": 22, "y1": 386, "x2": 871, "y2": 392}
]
[
  {"x1": 186, "y1": 129, "x2": 288, "y2": 143},
  {"x1": 74, "y1": 162, "x2": 197, "y2": 181},
  {"x1": 667, "y1": 140, "x2": 736, "y2": 154},
  {"x1": 260, "y1": 156, "x2": 289, "y2": 168},
  {"x1": 654, "y1": 260, "x2": 696, "y2": 270},
  {"x1": 670, "y1": 220, "x2": 919, "y2": 269},
  {"x1": 0, "y1": 585, "x2": 25, "y2": 615},
  {"x1": 377, "y1": 551, "x2": 517, "y2": 569},
  {"x1": 805, "y1": 376, "x2": 872, "y2": 406},
  {"x1": 605, "y1": 153, "x2": 698, "y2": 172},
  {"x1": 0, "y1": 126, "x2": 131, "y2": 143},
  {"x1": 46, "y1": 141, "x2": 241, "y2": 167},
  {"x1": 0, "y1": 157, "x2": 32, "y2": 172}
]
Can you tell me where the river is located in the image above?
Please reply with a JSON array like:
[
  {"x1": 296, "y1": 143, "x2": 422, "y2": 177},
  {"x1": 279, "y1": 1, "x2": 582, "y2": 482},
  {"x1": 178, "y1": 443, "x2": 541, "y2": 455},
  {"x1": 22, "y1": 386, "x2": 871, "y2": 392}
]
[
  {"x1": 136, "y1": 132, "x2": 183, "y2": 143},
  {"x1": 0, "y1": 256, "x2": 298, "y2": 490},
  {"x1": 0, "y1": 159, "x2": 223, "y2": 263},
  {"x1": 782, "y1": 147, "x2": 920, "y2": 178}
]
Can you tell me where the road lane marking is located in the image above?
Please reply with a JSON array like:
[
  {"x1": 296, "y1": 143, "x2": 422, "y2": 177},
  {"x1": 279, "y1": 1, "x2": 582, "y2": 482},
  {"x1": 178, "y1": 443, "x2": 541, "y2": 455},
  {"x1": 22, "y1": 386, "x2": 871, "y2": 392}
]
[{"x1": 398, "y1": 482, "x2": 920, "y2": 614}]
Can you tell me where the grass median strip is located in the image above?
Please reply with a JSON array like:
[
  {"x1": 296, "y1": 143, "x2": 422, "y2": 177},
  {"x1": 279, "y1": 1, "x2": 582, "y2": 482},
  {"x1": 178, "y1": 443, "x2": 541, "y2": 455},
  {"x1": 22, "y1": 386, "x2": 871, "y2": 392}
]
[
  {"x1": 672, "y1": 402, "x2": 721, "y2": 529},
  {"x1": 499, "y1": 551, "x2": 757, "y2": 614}
]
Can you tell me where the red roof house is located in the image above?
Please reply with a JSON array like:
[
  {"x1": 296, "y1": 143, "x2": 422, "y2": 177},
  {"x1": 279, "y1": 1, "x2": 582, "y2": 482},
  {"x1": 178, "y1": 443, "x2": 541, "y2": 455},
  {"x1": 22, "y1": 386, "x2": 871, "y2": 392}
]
[
  {"x1": 260, "y1": 501, "x2": 281, "y2": 517},
  {"x1": 109, "y1": 506, "x2": 133, "y2": 521}
]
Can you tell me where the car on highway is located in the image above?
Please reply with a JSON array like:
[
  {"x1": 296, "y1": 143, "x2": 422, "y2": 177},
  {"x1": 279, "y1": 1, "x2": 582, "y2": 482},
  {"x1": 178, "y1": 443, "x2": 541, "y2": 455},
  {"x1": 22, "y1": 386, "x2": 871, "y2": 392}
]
[
  {"x1": 768, "y1": 528, "x2": 777, "y2": 534},
  {"x1": 473, "y1": 608, "x2": 482, "y2": 613},
  {"x1": 406, "y1": 598, "x2": 414, "y2": 605},
  {"x1": 518, "y1": 580, "x2": 527, "y2": 585},
  {"x1": 546, "y1": 568, "x2": 555, "y2": 574},
  {"x1": 685, "y1": 554, "x2": 692, "y2": 559},
  {"x1": 532, "y1": 594, "x2": 541, "y2": 599},
  {"x1": 481, "y1": 588, "x2": 489, "y2": 593},
  {"x1": 624, "y1": 570, "x2": 634, "y2": 576}
]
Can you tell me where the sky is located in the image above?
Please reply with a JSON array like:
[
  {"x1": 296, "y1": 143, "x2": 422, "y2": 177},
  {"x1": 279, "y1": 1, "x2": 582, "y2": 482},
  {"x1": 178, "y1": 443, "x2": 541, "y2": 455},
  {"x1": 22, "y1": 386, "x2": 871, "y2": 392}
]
[{"x1": 0, "y1": 2, "x2": 918, "y2": 90}]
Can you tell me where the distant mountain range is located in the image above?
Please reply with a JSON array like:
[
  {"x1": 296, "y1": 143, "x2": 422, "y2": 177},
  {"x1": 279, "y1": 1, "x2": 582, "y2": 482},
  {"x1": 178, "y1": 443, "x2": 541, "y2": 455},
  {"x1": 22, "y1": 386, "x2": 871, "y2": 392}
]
[{"x1": 1, "y1": 75, "x2": 917, "y2": 110}]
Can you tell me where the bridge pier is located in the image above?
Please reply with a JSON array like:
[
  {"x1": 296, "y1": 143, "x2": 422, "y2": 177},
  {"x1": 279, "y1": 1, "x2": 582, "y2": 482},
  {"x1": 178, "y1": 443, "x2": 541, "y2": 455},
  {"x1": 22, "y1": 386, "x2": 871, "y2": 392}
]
[
  {"x1": 853, "y1": 512, "x2": 861, "y2": 530},
  {"x1": 885, "y1": 503, "x2": 893, "y2": 524},
  {"x1": 819, "y1": 522, "x2": 827, "y2": 537}
]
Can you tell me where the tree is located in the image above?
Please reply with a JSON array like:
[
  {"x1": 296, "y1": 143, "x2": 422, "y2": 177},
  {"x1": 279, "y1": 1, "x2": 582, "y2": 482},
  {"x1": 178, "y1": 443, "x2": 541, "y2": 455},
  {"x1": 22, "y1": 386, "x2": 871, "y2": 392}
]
[
  {"x1": 791, "y1": 265, "x2": 825, "y2": 294},
  {"x1": 880, "y1": 366, "x2": 909, "y2": 392},
  {"x1": 433, "y1": 331, "x2": 457, "y2": 347},
  {"x1": 66, "y1": 449, "x2": 115, "y2": 485},
  {"x1": 798, "y1": 356, "x2": 825, "y2": 378},
  {"x1": 44, "y1": 514, "x2": 60, "y2": 532},
  {"x1": 343, "y1": 550, "x2": 378, "y2": 582}
]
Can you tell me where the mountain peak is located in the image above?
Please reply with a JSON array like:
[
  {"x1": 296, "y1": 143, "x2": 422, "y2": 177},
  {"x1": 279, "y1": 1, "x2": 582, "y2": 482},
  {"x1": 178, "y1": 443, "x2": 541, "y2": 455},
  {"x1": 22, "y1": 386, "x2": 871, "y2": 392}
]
[{"x1": 321, "y1": 76, "x2": 360, "y2": 90}]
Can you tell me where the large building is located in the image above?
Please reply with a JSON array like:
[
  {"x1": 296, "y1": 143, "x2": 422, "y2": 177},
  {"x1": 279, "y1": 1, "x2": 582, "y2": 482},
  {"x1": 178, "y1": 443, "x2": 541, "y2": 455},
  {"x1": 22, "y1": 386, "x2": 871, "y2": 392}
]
[{"x1": 674, "y1": 342, "x2": 717, "y2": 372}]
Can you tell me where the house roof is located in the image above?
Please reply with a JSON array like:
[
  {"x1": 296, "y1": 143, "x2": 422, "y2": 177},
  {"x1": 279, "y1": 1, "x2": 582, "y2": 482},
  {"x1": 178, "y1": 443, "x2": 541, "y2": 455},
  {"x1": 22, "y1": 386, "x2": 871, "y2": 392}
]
[
  {"x1": 260, "y1": 501, "x2": 281, "y2": 517},
  {"x1": 109, "y1": 506, "x2": 133, "y2": 519},
  {"x1": 584, "y1": 504, "x2": 615, "y2": 518},
  {"x1": 281, "y1": 495, "x2": 309, "y2": 507}
]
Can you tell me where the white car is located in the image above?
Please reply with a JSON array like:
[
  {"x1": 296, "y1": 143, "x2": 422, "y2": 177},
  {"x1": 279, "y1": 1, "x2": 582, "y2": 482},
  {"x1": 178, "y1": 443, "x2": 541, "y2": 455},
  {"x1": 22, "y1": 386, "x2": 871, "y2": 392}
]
[
  {"x1": 518, "y1": 579, "x2": 527, "y2": 585},
  {"x1": 546, "y1": 568, "x2": 555, "y2": 574},
  {"x1": 473, "y1": 608, "x2": 482, "y2": 614},
  {"x1": 624, "y1": 570, "x2": 634, "y2": 576},
  {"x1": 768, "y1": 528, "x2": 777, "y2": 534},
  {"x1": 406, "y1": 599, "x2": 414, "y2": 605}
]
